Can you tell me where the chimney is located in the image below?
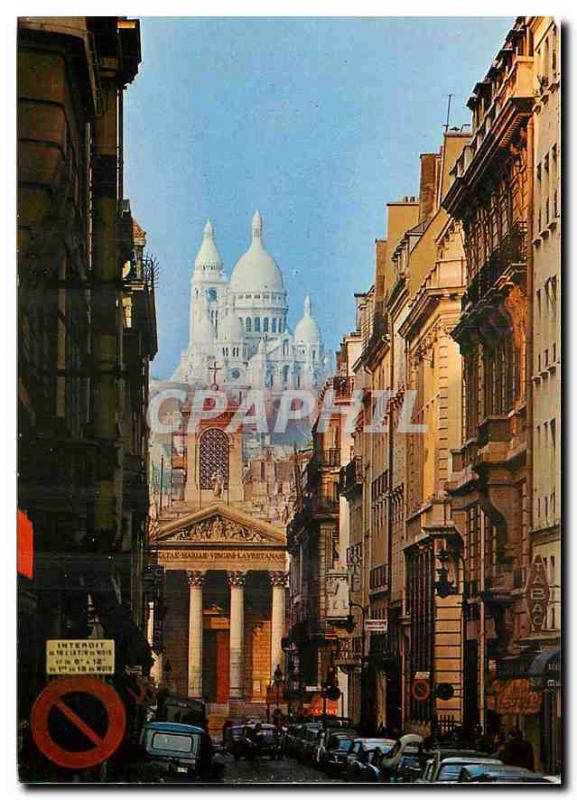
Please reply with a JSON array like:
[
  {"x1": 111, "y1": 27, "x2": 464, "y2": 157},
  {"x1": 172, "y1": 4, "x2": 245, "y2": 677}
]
[{"x1": 418, "y1": 153, "x2": 439, "y2": 223}]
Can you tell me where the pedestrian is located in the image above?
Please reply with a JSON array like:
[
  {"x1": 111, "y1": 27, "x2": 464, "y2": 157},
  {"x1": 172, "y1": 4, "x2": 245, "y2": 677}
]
[
  {"x1": 222, "y1": 718, "x2": 233, "y2": 746},
  {"x1": 473, "y1": 724, "x2": 492, "y2": 754},
  {"x1": 500, "y1": 728, "x2": 535, "y2": 771},
  {"x1": 249, "y1": 723, "x2": 264, "y2": 766}
]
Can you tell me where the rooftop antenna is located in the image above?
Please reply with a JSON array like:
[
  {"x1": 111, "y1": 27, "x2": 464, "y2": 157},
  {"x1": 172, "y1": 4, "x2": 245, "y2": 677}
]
[{"x1": 444, "y1": 93, "x2": 453, "y2": 132}]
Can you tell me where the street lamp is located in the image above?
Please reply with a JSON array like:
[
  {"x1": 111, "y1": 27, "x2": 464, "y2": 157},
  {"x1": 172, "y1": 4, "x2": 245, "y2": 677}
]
[
  {"x1": 434, "y1": 547, "x2": 467, "y2": 731},
  {"x1": 344, "y1": 601, "x2": 369, "y2": 731}
]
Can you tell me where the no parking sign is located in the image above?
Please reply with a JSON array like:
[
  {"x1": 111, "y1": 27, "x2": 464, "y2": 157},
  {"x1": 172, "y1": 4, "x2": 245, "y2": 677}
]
[{"x1": 30, "y1": 676, "x2": 126, "y2": 769}]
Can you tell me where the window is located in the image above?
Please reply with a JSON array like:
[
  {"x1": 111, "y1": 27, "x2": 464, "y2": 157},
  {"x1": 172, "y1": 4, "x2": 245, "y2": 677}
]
[
  {"x1": 271, "y1": 318, "x2": 277, "y2": 333},
  {"x1": 254, "y1": 317, "x2": 261, "y2": 332},
  {"x1": 245, "y1": 317, "x2": 252, "y2": 332},
  {"x1": 151, "y1": 732, "x2": 197, "y2": 754},
  {"x1": 199, "y1": 428, "x2": 229, "y2": 489},
  {"x1": 263, "y1": 317, "x2": 269, "y2": 333},
  {"x1": 206, "y1": 288, "x2": 217, "y2": 301}
]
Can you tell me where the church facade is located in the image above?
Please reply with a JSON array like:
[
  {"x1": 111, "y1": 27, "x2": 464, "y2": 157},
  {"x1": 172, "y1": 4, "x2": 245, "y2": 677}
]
[{"x1": 171, "y1": 211, "x2": 328, "y2": 392}]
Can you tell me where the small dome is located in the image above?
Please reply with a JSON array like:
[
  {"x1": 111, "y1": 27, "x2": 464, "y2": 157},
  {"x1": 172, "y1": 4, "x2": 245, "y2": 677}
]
[
  {"x1": 294, "y1": 295, "x2": 321, "y2": 344},
  {"x1": 230, "y1": 211, "x2": 285, "y2": 292},
  {"x1": 220, "y1": 310, "x2": 244, "y2": 342},
  {"x1": 194, "y1": 218, "x2": 223, "y2": 273}
]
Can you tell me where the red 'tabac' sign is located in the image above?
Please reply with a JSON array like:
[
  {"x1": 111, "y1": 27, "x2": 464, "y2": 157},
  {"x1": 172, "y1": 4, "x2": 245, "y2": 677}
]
[
  {"x1": 525, "y1": 555, "x2": 550, "y2": 632},
  {"x1": 31, "y1": 676, "x2": 126, "y2": 770}
]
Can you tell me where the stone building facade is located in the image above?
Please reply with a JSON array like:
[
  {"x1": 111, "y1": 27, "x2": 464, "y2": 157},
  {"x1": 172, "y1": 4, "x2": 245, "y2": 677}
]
[{"x1": 17, "y1": 17, "x2": 156, "y2": 736}]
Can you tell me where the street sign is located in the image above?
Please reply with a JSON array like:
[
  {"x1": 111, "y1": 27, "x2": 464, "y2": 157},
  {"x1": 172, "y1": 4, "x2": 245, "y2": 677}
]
[
  {"x1": 411, "y1": 677, "x2": 431, "y2": 702},
  {"x1": 46, "y1": 640, "x2": 115, "y2": 676},
  {"x1": 365, "y1": 619, "x2": 388, "y2": 633},
  {"x1": 30, "y1": 676, "x2": 126, "y2": 769}
]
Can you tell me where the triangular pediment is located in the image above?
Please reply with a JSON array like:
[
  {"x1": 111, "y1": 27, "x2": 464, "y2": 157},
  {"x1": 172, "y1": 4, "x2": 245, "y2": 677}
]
[{"x1": 156, "y1": 503, "x2": 286, "y2": 547}]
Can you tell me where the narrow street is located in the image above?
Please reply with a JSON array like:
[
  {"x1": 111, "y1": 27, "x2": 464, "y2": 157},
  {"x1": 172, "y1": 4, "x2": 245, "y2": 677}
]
[{"x1": 221, "y1": 755, "x2": 344, "y2": 784}]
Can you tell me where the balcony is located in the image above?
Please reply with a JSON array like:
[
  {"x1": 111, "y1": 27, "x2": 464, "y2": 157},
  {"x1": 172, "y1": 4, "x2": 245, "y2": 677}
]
[
  {"x1": 482, "y1": 562, "x2": 522, "y2": 603},
  {"x1": 331, "y1": 375, "x2": 354, "y2": 401},
  {"x1": 339, "y1": 456, "x2": 363, "y2": 496},
  {"x1": 306, "y1": 448, "x2": 340, "y2": 484},
  {"x1": 311, "y1": 487, "x2": 339, "y2": 516},
  {"x1": 462, "y1": 221, "x2": 527, "y2": 310}
]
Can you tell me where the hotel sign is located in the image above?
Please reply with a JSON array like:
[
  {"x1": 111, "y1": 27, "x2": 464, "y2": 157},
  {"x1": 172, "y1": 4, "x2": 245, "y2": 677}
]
[{"x1": 525, "y1": 555, "x2": 550, "y2": 632}]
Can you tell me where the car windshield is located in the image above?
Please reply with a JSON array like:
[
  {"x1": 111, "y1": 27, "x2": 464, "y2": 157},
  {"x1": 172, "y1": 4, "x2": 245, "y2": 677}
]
[
  {"x1": 329, "y1": 737, "x2": 352, "y2": 751},
  {"x1": 151, "y1": 732, "x2": 198, "y2": 754},
  {"x1": 438, "y1": 763, "x2": 468, "y2": 781},
  {"x1": 261, "y1": 730, "x2": 278, "y2": 741}
]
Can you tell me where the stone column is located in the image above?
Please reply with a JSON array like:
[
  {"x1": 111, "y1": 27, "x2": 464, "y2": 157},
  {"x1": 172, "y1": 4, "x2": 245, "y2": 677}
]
[
  {"x1": 227, "y1": 571, "x2": 246, "y2": 699},
  {"x1": 269, "y1": 571, "x2": 287, "y2": 680},
  {"x1": 186, "y1": 570, "x2": 205, "y2": 699}
]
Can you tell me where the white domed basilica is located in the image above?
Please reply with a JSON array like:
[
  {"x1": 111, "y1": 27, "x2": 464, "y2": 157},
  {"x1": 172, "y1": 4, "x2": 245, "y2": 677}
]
[{"x1": 171, "y1": 211, "x2": 328, "y2": 391}]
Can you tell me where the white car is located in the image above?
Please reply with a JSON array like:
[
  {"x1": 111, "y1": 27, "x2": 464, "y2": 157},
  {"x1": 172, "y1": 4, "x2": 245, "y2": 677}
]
[{"x1": 418, "y1": 755, "x2": 503, "y2": 783}]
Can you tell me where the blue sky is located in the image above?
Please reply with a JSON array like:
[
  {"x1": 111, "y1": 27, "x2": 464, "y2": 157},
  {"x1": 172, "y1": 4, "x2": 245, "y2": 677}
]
[{"x1": 124, "y1": 17, "x2": 512, "y2": 379}]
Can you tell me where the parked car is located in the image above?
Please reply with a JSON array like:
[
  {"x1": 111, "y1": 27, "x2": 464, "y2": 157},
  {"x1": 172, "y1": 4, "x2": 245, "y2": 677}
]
[
  {"x1": 283, "y1": 724, "x2": 303, "y2": 758},
  {"x1": 294, "y1": 723, "x2": 322, "y2": 763},
  {"x1": 125, "y1": 722, "x2": 223, "y2": 783},
  {"x1": 417, "y1": 754, "x2": 503, "y2": 784},
  {"x1": 386, "y1": 751, "x2": 424, "y2": 783},
  {"x1": 224, "y1": 723, "x2": 282, "y2": 761},
  {"x1": 458, "y1": 764, "x2": 553, "y2": 784},
  {"x1": 301, "y1": 725, "x2": 324, "y2": 765},
  {"x1": 318, "y1": 730, "x2": 357, "y2": 775},
  {"x1": 344, "y1": 738, "x2": 396, "y2": 782}
]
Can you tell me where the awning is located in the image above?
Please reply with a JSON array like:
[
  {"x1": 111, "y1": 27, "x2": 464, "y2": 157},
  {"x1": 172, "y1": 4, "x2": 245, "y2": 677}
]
[{"x1": 528, "y1": 646, "x2": 560, "y2": 677}]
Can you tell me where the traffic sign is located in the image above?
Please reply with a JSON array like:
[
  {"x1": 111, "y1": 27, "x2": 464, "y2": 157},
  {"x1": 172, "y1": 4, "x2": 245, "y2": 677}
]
[
  {"x1": 30, "y1": 676, "x2": 126, "y2": 769},
  {"x1": 435, "y1": 682, "x2": 455, "y2": 701},
  {"x1": 411, "y1": 677, "x2": 431, "y2": 702}
]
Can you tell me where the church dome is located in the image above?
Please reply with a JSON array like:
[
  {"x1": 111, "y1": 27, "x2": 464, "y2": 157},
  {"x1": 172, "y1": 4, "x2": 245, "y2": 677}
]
[
  {"x1": 294, "y1": 296, "x2": 321, "y2": 344},
  {"x1": 230, "y1": 211, "x2": 285, "y2": 292},
  {"x1": 194, "y1": 218, "x2": 223, "y2": 273}
]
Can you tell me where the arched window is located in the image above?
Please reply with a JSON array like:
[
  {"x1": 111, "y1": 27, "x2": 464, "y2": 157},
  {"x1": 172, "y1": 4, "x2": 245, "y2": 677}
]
[
  {"x1": 263, "y1": 318, "x2": 269, "y2": 333},
  {"x1": 199, "y1": 428, "x2": 229, "y2": 489},
  {"x1": 245, "y1": 317, "x2": 252, "y2": 332},
  {"x1": 272, "y1": 318, "x2": 277, "y2": 333},
  {"x1": 255, "y1": 317, "x2": 261, "y2": 332},
  {"x1": 282, "y1": 365, "x2": 290, "y2": 385}
]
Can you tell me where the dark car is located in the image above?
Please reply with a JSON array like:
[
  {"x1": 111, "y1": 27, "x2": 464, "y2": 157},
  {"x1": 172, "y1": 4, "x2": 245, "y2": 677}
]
[
  {"x1": 284, "y1": 724, "x2": 303, "y2": 758},
  {"x1": 224, "y1": 724, "x2": 282, "y2": 761},
  {"x1": 125, "y1": 722, "x2": 223, "y2": 783},
  {"x1": 300, "y1": 725, "x2": 324, "y2": 765},
  {"x1": 458, "y1": 764, "x2": 554, "y2": 784},
  {"x1": 344, "y1": 738, "x2": 396, "y2": 782},
  {"x1": 318, "y1": 731, "x2": 357, "y2": 775},
  {"x1": 294, "y1": 723, "x2": 322, "y2": 762}
]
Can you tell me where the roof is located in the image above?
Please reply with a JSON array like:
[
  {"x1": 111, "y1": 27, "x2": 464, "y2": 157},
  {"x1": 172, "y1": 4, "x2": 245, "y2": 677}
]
[
  {"x1": 441, "y1": 756, "x2": 501, "y2": 765},
  {"x1": 145, "y1": 722, "x2": 205, "y2": 734}
]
